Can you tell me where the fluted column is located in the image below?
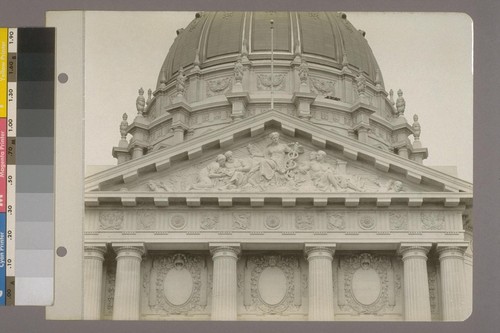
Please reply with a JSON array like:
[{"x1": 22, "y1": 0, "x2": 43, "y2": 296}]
[
  {"x1": 210, "y1": 243, "x2": 240, "y2": 320},
  {"x1": 112, "y1": 243, "x2": 146, "y2": 320},
  {"x1": 437, "y1": 243, "x2": 469, "y2": 321},
  {"x1": 83, "y1": 243, "x2": 107, "y2": 320},
  {"x1": 305, "y1": 243, "x2": 336, "y2": 321},
  {"x1": 399, "y1": 243, "x2": 432, "y2": 321}
]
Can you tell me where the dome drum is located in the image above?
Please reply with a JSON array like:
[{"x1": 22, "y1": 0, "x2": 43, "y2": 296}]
[{"x1": 117, "y1": 11, "x2": 425, "y2": 166}]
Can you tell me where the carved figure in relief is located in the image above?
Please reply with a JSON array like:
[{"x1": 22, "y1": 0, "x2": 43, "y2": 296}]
[
  {"x1": 224, "y1": 151, "x2": 252, "y2": 188},
  {"x1": 234, "y1": 57, "x2": 244, "y2": 84},
  {"x1": 385, "y1": 180, "x2": 404, "y2": 192},
  {"x1": 176, "y1": 67, "x2": 187, "y2": 97},
  {"x1": 396, "y1": 89, "x2": 405, "y2": 115},
  {"x1": 412, "y1": 114, "x2": 421, "y2": 140},
  {"x1": 296, "y1": 151, "x2": 317, "y2": 184},
  {"x1": 312, "y1": 151, "x2": 363, "y2": 192},
  {"x1": 189, "y1": 155, "x2": 229, "y2": 190},
  {"x1": 119, "y1": 113, "x2": 128, "y2": 140},
  {"x1": 263, "y1": 133, "x2": 304, "y2": 185},
  {"x1": 147, "y1": 180, "x2": 172, "y2": 192}
]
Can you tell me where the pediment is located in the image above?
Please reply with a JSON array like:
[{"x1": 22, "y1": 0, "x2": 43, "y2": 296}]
[
  {"x1": 85, "y1": 110, "x2": 472, "y2": 195},
  {"x1": 111, "y1": 132, "x2": 433, "y2": 194}
]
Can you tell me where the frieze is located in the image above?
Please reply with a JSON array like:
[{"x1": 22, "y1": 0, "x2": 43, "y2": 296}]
[
  {"x1": 246, "y1": 255, "x2": 300, "y2": 314},
  {"x1": 129, "y1": 134, "x2": 421, "y2": 194},
  {"x1": 339, "y1": 253, "x2": 392, "y2": 315},
  {"x1": 137, "y1": 210, "x2": 156, "y2": 230},
  {"x1": 150, "y1": 254, "x2": 207, "y2": 314},
  {"x1": 358, "y1": 214, "x2": 376, "y2": 230},
  {"x1": 310, "y1": 78, "x2": 336, "y2": 97},
  {"x1": 99, "y1": 211, "x2": 124, "y2": 230},
  {"x1": 200, "y1": 213, "x2": 219, "y2": 230},
  {"x1": 257, "y1": 73, "x2": 286, "y2": 91},
  {"x1": 421, "y1": 212, "x2": 445, "y2": 230},
  {"x1": 295, "y1": 213, "x2": 314, "y2": 230},
  {"x1": 169, "y1": 214, "x2": 187, "y2": 230},
  {"x1": 265, "y1": 215, "x2": 281, "y2": 230},
  {"x1": 233, "y1": 213, "x2": 251, "y2": 230},
  {"x1": 389, "y1": 212, "x2": 408, "y2": 230},
  {"x1": 206, "y1": 77, "x2": 232, "y2": 97},
  {"x1": 327, "y1": 212, "x2": 345, "y2": 230}
]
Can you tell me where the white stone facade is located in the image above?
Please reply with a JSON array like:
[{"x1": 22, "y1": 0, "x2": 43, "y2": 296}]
[{"x1": 85, "y1": 11, "x2": 472, "y2": 321}]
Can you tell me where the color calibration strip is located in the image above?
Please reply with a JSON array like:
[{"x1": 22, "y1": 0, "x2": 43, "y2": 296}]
[
  {"x1": 0, "y1": 28, "x2": 55, "y2": 306},
  {"x1": 6, "y1": 27, "x2": 17, "y2": 306},
  {"x1": 0, "y1": 28, "x2": 7, "y2": 305}
]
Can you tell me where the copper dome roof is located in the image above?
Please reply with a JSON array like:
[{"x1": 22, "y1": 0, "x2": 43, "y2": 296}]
[{"x1": 157, "y1": 12, "x2": 383, "y2": 88}]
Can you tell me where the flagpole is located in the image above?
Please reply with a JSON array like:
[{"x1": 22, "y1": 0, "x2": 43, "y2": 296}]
[{"x1": 270, "y1": 19, "x2": 274, "y2": 110}]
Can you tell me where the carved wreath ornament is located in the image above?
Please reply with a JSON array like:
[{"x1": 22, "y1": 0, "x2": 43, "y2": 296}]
[
  {"x1": 421, "y1": 212, "x2": 445, "y2": 230},
  {"x1": 152, "y1": 254, "x2": 204, "y2": 314},
  {"x1": 169, "y1": 214, "x2": 186, "y2": 230},
  {"x1": 248, "y1": 255, "x2": 299, "y2": 314},
  {"x1": 358, "y1": 214, "x2": 376, "y2": 230},
  {"x1": 99, "y1": 211, "x2": 124, "y2": 230},
  {"x1": 340, "y1": 253, "x2": 391, "y2": 314}
]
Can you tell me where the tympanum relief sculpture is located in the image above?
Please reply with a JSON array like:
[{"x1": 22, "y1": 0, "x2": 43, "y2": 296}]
[{"x1": 140, "y1": 132, "x2": 411, "y2": 193}]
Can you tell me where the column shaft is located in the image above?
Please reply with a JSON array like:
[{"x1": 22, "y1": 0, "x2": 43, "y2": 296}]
[
  {"x1": 210, "y1": 244, "x2": 240, "y2": 320},
  {"x1": 438, "y1": 244, "x2": 468, "y2": 321},
  {"x1": 306, "y1": 244, "x2": 335, "y2": 321},
  {"x1": 399, "y1": 244, "x2": 432, "y2": 321},
  {"x1": 112, "y1": 245, "x2": 145, "y2": 320},
  {"x1": 83, "y1": 244, "x2": 106, "y2": 320},
  {"x1": 132, "y1": 146, "x2": 143, "y2": 159}
]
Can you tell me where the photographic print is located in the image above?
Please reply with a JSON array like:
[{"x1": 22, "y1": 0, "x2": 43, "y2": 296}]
[{"x1": 52, "y1": 11, "x2": 473, "y2": 321}]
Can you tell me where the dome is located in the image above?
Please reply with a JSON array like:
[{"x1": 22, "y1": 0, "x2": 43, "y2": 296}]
[{"x1": 157, "y1": 12, "x2": 383, "y2": 88}]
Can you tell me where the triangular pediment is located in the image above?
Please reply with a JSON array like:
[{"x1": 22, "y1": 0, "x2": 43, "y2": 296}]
[{"x1": 85, "y1": 110, "x2": 472, "y2": 195}]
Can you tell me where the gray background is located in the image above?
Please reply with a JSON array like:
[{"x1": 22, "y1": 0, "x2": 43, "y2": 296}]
[{"x1": 0, "y1": 0, "x2": 498, "y2": 332}]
